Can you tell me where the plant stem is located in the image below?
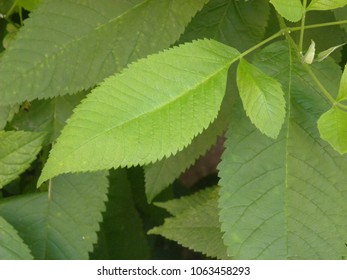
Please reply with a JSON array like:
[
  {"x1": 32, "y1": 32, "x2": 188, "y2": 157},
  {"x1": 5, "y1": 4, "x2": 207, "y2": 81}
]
[{"x1": 299, "y1": 0, "x2": 308, "y2": 53}]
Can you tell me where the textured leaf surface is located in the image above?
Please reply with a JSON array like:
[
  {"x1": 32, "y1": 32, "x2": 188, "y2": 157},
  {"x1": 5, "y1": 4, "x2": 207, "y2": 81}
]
[
  {"x1": 39, "y1": 39, "x2": 240, "y2": 184},
  {"x1": 0, "y1": 106, "x2": 11, "y2": 129},
  {"x1": 180, "y1": 0, "x2": 269, "y2": 51},
  {"x1": 270, "y1": 0, "x2": 303, "y2": 22},
  {"x1": 318, "y1": 107, "x2": 347, "y2": 154},
  {"x1": 219, "y1": 41, "x2": 347, "y2": 259},
  {"x1": 10, "y1": 92, "x2": 87, "y2": 143},
  {"x1": 0, "y1": 0, "x2": 208, "y2": 105},
  {"x1": 0, "y1": 216, "x2": 33, "y2": 260},
  {"x1": 91, "y1": 169, "x2": 150, "y2": 259},
  {"x1": 0, "y1": 131, "x2": 46, "y2": 188},
  {"x1": 237, "y1": 58, "x2": 286, "y2": 139},
  {"x1": 144, "y1": 92, "x2": 232, "y2": 202},
  {"x1": 0, "y1": 172, "x2": 108, "y2": 259},
  {"x1": 308, "y1": 0, "x2": 347, "y2": 10},
  {"x1": 149, "y1": 187, "x2": 228, "y2": 259}
]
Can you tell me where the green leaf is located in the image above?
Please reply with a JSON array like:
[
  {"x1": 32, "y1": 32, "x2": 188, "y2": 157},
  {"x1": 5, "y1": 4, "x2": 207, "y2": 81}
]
[
  {"x1": 334, "y1": 6, "x2": 347, "y2": 32},
  {"x1": 219, "y1": 41, "x2": 347, "y2": 259},
  {"x1": 318, "y1": 107, "x2": 347, "y2": 154},
  {"x1": 38, "y1": 39, "x2": 240, "y2": 184},
  {"x1": 308, "y1": 0, "x2": 347, "y2": 10},
  {"x1": 0, "y1": 106, "x2": 11, "y2": 129},
  {"x1": 144, "y1": 92, "x2": 232, "y2": 202},
  {"x1": 236, "y1": 58, "x2": 286, "y2": 139},
  {"x1": 270, "y1": 0, "x2": 303, "y2": 22},
  {"x1": 0, "y1": 131, "x2": 46, "y2": 189},
  {"x1": 0, "y1": 0, "x2": 208, "y2": 105},
  {"x1": 18, "y1": 0, "x2": 43, "y2": 11},
  {"x1": 316, "y1": 43, "x2": 346, "y2": 62},
  {"x1": 0, "y1": 216, "x2": 33, "y2": 260},
  {"x1": 10, "y1": 92, "x2": 87, "y2": 143},
  {"x1": 0, "y1": 171, "x2": 108, "y2": 259},
  {"x1": 180, "y1": 0, "x2": 270, "y2": 51},
  {"x1": 149, "y1": 187, "x2": 228, "y2": 259},
  {"x1": 336, "y1": 64, "x2": 347, "y2": 102},
  {"x1": 303, "y1": 40, "x2": 316, "y2": 64},
  {"x1": 91, "y1": 169, "x2": 150, "y2": 260}
]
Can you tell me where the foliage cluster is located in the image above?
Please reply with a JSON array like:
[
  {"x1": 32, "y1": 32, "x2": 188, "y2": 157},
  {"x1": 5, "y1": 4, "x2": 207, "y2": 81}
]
[{"x1": 1, "y1": 0, "x2": 347, "y2": 259}]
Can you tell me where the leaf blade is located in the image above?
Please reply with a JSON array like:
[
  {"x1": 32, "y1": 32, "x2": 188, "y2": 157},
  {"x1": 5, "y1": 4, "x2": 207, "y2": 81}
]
[
  {"x1": 0, "y1": 0, "x2": 208, "y2": 105},
  {"x1": 236, "y1": 58, "x2": 286, "y2": 139},
  {"x1": 39, "y1": 39, "x2": 240, "y2": 184},
  {"x1": 270, "y1": 0, "x2": 303, "y2": 22},
  {"x1": 308, "y1": 0, "x2": 347, "y2": 10}
]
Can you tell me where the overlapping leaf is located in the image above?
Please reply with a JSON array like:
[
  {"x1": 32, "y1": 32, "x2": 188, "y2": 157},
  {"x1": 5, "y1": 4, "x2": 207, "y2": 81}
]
[
  {"x1": 270, "y1": 0, "x2": 303, "y2": 22},
  {"x1": 10, "y1": 92, "x2": 87, "y2": 143},
  {"x1": 0, "y1": 0, "x2": 208, "y2": 105},
  {"x1": 180, "y1": 0, "x2": 269, "y2": 51},
  {"x1": 237, "y1": 58, "x2": 286, "y2": 139},
  {"x1": 0, "y1": 171, "x2": 108, "y2": 259},
  {"x1": 149, "y1": 186, "x2": 228, "y2": 259},
  {"x1": 0, "y1": 131, "x2": 46, "y2": 188},
  {"x1": 38, "y1": 39, "x2": 240, "y2": 184},
  {"x1": 308, "y1": 0, "x2": 347, "y2": 10},
  {"x1": 219, "y1": 41, "x2": 347, "y2": 259},
  {"x1": 144, "y1": 92, "x2": 232, "y2": 202},
  {"x1": 91, "y1": 169, "x2": 150, "y2": 259},
  {"x1": 0, "y1": 216, "x2": 33, "y2": 260}
]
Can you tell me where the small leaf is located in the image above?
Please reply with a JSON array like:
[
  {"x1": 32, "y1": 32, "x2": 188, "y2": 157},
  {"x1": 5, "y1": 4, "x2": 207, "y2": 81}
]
[
  {"x1": 316, "y1": 43, "x2": 346, "y2": 62},
  {"x1": 270, "y1": 0, "x2": 303, "y2": 22},
  {"x1": 38, "y1": 39, "x2": 240, "y2": 184},
  {"x1": 318, "y1": 106, "x2": 347, "y2": 154},
  {"x1": 303, "y1": 40, "x2": 316, "y2": 64},
  {"x1": 149, "y1": 187, "x2": 228, "y2": 259},
  {"x1": 0, "y1": 171, "x2": 108, "y2": 259},
  {"x1": 0, "y1": 216, "x2": 33, "y2": 260},
  {"x1": 308, "y1": 0, "x2": 347, "y2": 11},
  {"x1": 236, "y1": 58, "x2": 286, "y2": 139},
  {"x1": 0, "y1": 131, "x2": 46, "y2": 189},
  {"x1": 336, "y1": 64, "x2": 347, "y2": 102}
]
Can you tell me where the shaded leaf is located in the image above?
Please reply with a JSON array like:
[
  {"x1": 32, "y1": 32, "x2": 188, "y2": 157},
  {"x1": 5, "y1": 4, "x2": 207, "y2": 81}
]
[
  {"x1": 0, "y1": 171, "x2": 108, "y2": 259},
  {"x1": 270, "y1": 0, "x2": 303, "y2": 22},
  {"x1": 0, "y1": 131, "x2": 46, "y2": 189},
  {"x1": 336, "y1": 64, "x2": 347, "y2": 102},
  {"x1": 149, "y1": 186, "x2": 228, "y2": 259},
  {"x1": 219, "y1": 41, "x2": 347, "y2": 259},
  {"x1": 0, "y1": 216, "x2": 33, "y2": 260},
  {"x1": 334, "y1": 6, "x2": 347, "y2": 32},
  {"x1": 144, "y1": 92, "x2": 232, "y2": 202},
  {"x1": 91, "y1": 169, "x2": 150, "y2": 259},
  {"x1": 0, "y1": 0, "x2": 208, "y2": 105},
  {"x1": 38, "y1": 39, "x2": 240, "y2": 184},
  {"x1": 308, "y1": 0, "x2": 347, "y2": 10},
  {"x1": 10, "y1": 92, "x2": 87, "y2": 143},
  {"x1": 236, "y1": 58, "x2": 286, "y2": 139},
  {"x1": 318, "y1": 106, "x2": 347, "y2": 154},
  {"x1": 180, "y1": 0, "x2": 270, "y2": 51}
]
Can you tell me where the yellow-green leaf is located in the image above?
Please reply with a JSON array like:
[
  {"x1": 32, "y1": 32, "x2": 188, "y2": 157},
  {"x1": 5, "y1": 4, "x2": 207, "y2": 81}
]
[{"x1": 270, "y1": 0, "x2": 303, "y2": 22}]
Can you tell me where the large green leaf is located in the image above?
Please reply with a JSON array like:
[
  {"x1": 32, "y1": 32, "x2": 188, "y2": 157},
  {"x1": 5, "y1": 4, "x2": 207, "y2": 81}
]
[
  {"x1": 0, "y1": 0, "x2": 208, "y2": 105},
  {"x1": 270, "y1": 0, "x2": 303, "y2": 22},
  {"x1": 219, "y1": 41, "x2": 347, "y2": 259},
  {"x1": 237, "y1": 58, "x2": 286, "y2": 139},
  {"x1": 180, "y1": 0, "x2": 269, "y2": 51},
  {"x1": 10, "y1": 92, "x2": 87, "y2": 143},
  {"x1": 308, "y1": 0, "x2": 347, "y2": 10},
  {"x1": 318, "y1": 107, "x2": 347, "y2": 154},
  {"x1": 91, "y1": 169, "x2": 150, "y2": 259},
  {"x1": 0, "y1": 131, "x2": 46, "y2": 189},
  {"x1": 38, "y1": 39, "x2": 240, "y2": 184},
  {"x1": 149, "y1": 186, "x2": 228, "y2": 259},
  {"x1": 0, "y1": 172, "x2": 108, "y2": 259},
  {"x1": 144, "y1": 92, "x2": 232, "y2": 202},
  {"x1": 0, "y1": 216, "x2": 33, "y2": 260}
]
